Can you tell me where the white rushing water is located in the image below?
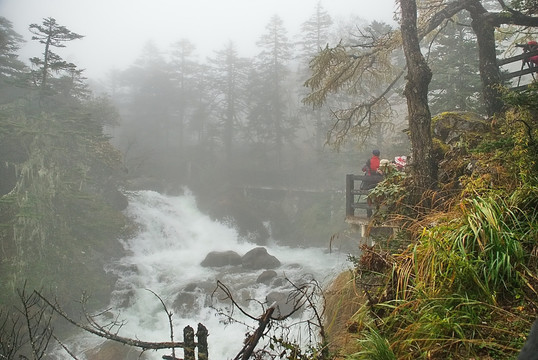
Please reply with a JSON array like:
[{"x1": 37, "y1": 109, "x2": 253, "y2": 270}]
[{"x1": 62, "y1": 190, "x2": 349, "y2": 359}]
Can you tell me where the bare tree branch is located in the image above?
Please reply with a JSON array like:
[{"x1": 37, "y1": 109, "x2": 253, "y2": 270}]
[
  {"x1": 34, "y1": 290, "x2": 185, "y2": 351},
  {"x1": 145, "y1": 288, "x2": 177, "y2": 360},
  {"x1": 213, "y1": 278, "x2": 328, "y2": 360},
  {"x1": 51, "y1": 334, "x2": 82, "y2": 360},
  {"x1": 16, "y1": 285, "x2": 54, "y2": 360},
  {"x1": 233, "y1": 307, "x2": 275, "y2": 360}
]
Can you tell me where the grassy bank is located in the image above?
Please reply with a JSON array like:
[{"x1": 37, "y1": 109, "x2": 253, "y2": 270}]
[{"x1": 324, "y1": 85, "x2": 538, "y2": 359}]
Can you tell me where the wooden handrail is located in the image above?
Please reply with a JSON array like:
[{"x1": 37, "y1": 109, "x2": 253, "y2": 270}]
[
  {"x1": 502, "y1": 66, "x2": 538, "y2": 80},
  {"x1": 497, "y1": 49, "x2": 538, "y2": 88},
  {"x1": 497, "y1": 49, "x2": 538, "y2": 66},
  {"x1": 346, "y1": 174, "x2": 381, "y2": 217}
]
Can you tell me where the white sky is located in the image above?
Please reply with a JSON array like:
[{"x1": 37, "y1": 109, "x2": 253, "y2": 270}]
[{"x1": 0, "y1": 0, "x2": 397, "y2": 80}]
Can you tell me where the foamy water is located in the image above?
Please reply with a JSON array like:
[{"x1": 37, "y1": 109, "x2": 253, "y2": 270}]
[{"x1": 57, "y1": 190, "x2": 349, "y2": 359}]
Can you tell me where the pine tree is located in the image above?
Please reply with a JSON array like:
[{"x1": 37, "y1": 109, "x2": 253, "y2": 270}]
[
  {"x1": 248, "y1": 14, "x2": 294, "y2": 169},
  {"x1": 298, "y1": 2, "x2": 333, "y2": 60},
  {"x1": 297, "y1": 3, "x2": 333, "y2": 158},
  {"x1": 0, "y1": 16, "x2": 28, "y2": 103},
  {"x1": 170, "y1": 39, "x2": 199, "y2": 152},
  {"x1": 29, "y1": 17, "x2": 83, "y2": 90},
  {"x1": 208, "y1": 41, "x2": 249, "y2": 164},
  {"x1": 0, "y1": 17, "x2": 26, "y2": 80},
  {"x1": 114, "y1": 40, "x2": 176, "y2": 173},
  {"x1": 427, "y1": 15, "x2": 482, "y2": 114}
]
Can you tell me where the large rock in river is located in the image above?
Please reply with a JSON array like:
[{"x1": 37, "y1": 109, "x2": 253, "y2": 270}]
[
  {"x1": 256, "y1": 270, "x2": 278, "y2": 284},
  {"x1": 242, "y1": 247, "x2": 281, "y2": 270},
  {"x1": 266, "y1": 291, "x2": 301, "y2": 318},
  {"x1": 200, "y1": 250, "x2": 242, "y2": 267}
]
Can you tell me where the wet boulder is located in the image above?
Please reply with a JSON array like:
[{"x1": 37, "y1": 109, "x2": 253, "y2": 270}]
[
  {"x1": 242, "y1": 247, "x2": 281, "y2": 270},
  {"x1": 172, "y1": 282, "x2": 215, "y2": 315},
  {"x1": 172, "y1": 292, "x2": 197, "y2": 311},
  {"x1": 256, "y1": 270, "x2": 278, "y2": 284},
  {"x1": 200, "y1": 250, "x2": 242, "y2": 267},
  {"x1": 266, "y1": 291, "x2": 302, "y2": 318}
]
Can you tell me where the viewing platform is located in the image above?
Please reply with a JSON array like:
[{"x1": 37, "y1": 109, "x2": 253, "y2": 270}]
[
  {"x1": 345, "y1": 173, "x2": 398, "y2": 243},
  {"x1": 345, "y1": 174, "x2": 376, "y2": 221}
]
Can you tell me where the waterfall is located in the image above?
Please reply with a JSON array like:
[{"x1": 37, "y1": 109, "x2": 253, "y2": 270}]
[{"x1": 59, "y1": 190, "x2": 348, "y2": 359}]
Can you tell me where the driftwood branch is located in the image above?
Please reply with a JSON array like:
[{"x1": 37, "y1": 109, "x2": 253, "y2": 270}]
[
  {"x1": 34, "y1": 290, "x2": 185, "y2": 351},
  {"x1": 233, "y1": 306, "x2": 275, "y2": 360},
  {"x1": 214, "y1": 278, "x2": 327, "y2": 360}
]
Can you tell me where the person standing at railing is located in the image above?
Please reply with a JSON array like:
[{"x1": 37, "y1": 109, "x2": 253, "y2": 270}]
[
  {"x1": 516, "y1": 40, "x2": 538, "y2": 69},
  {"x1": 362, "y1": 149, "x2": 381, "y2": 175},
  {"x1": 361, "y1": 149, "x2": 383, "y2": 189},
  {"x1": 360, "y1": 149, "x2": 383, "y2": 217},
  {"x1": 526, "y1": 41, "x2": 538, "y2": 67}
]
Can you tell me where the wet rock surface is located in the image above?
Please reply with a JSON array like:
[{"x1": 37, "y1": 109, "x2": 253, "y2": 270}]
[
  {"x1": 241, "y1": 247, "x2": 281, "y2": 270},
  {"x1": 200, "y1": 250, "x2": 242, "y2": 267}
]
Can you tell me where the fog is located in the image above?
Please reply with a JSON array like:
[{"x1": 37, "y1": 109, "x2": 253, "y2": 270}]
[
  {"x1": 0, "y1": 0, "x2": 408, "y2": 246},
  {"x1": 0, "y1": 0, "x2": 408, "y2": 253},
  {"x1": 1, "y1": 0, "x2": 409, "y2": 242},
  {"x1": 0, "y1": 0, "x2": 397, "y2": 80}
]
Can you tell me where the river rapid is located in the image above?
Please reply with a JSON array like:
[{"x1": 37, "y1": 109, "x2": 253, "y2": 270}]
[{"x1": 58, "y1": 190, "x2": 349, "y2": 359}]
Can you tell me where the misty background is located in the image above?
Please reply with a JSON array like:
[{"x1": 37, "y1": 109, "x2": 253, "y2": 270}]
[
  {"x1": 0, "y1": 0, "x2": 409, "y2": 247},
  {"x1": 0, "y1": 0, "x2": 398, "y2": 79}
]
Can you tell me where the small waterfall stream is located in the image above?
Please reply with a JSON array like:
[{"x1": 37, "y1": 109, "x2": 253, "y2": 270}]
[{"x1": 60, "y1": 190, "x2": 349, "y2": 359}]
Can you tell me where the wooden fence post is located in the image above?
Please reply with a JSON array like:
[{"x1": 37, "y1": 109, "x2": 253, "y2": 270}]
[
  {"x1": 197, "y1": 323, "x2": 208, "y2": 360},
  {"x1": 184, "y1": 325, "x2": 195, "y2": 360},
  {"x1": 346, "y1": 174, "x2": 354, "y2": 217}
]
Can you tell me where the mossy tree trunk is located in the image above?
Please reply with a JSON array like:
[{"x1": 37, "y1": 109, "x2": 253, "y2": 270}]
[
  {"x1": 465, "y1": 0, "x2": 504, "y2": 117},
  {"x1": 401, "y1": 0, "x2": 437, "y2": 193}
]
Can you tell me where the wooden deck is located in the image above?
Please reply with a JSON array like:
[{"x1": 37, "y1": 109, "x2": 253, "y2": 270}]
[
  {"x1": 346, "y1": 215, "x2": 371, "y2": 225},
  {"x1": 345, "y1": 174, "x2": 380, "y2": 218},
  {"x1": 345, "y1": 174, "x2": 400, "y2": 245}
]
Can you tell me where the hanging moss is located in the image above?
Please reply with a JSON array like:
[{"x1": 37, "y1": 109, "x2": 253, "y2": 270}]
[{"x1": 0, "y1": 102, "x2": 128, "y2": 309}]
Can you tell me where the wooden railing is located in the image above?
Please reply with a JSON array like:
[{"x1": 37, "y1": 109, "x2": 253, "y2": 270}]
[
  {"x1": 498, "y1": 48, "x2": 538, "y2": 90},
  {"x1": 162, "y1": 323, "x2": 208, "y2": 360},
  {"x1": 345, "y1": 174, "x2": 380, "y2": 218}
]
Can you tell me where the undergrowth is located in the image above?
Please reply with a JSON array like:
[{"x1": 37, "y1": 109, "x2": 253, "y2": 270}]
[{"x1": 328, "y1": 84, "x2": 538, "y2": 359}]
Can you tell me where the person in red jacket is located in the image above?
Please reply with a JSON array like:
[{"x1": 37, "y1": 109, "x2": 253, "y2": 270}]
[
  {"x1": 527, "y1": 41, "x2": 538, "y2": 66},
  {"x1": 361, "y1": 149, "x2": 383, "y2": 191},
  {"x1": 360, "y1": 149, "x2": 382, "y2": 217},
  {"x1": 362, "y1": 149, "x2": 381, "y2": 175}
]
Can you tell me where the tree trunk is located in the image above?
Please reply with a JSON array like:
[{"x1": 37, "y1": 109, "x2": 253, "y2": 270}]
[
  {"x1": 466, "y1": 0, "x2": 504, "y2": 116},
  {"x1": 400, "y1": 0, "x2": 437, "y2": 192}
]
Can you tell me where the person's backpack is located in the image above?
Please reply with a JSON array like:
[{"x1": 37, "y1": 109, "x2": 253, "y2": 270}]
[{"x1": 362, "y1": 159, "x2": 372, "y2": 175}]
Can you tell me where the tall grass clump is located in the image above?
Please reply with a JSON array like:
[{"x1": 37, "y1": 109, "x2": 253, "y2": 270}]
[
  {"x1": 351, "y1": 192, "x2": 537, "y2": 358},
  {"x1": 374, "y1": 295, "x2": 529, "y2": 359},
  {"x1": 407, "y1": 194, "x2": 527, "y2": 302},
  {"x1": 350, "y1": 326, "x2": 397, "y2": 360}
]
